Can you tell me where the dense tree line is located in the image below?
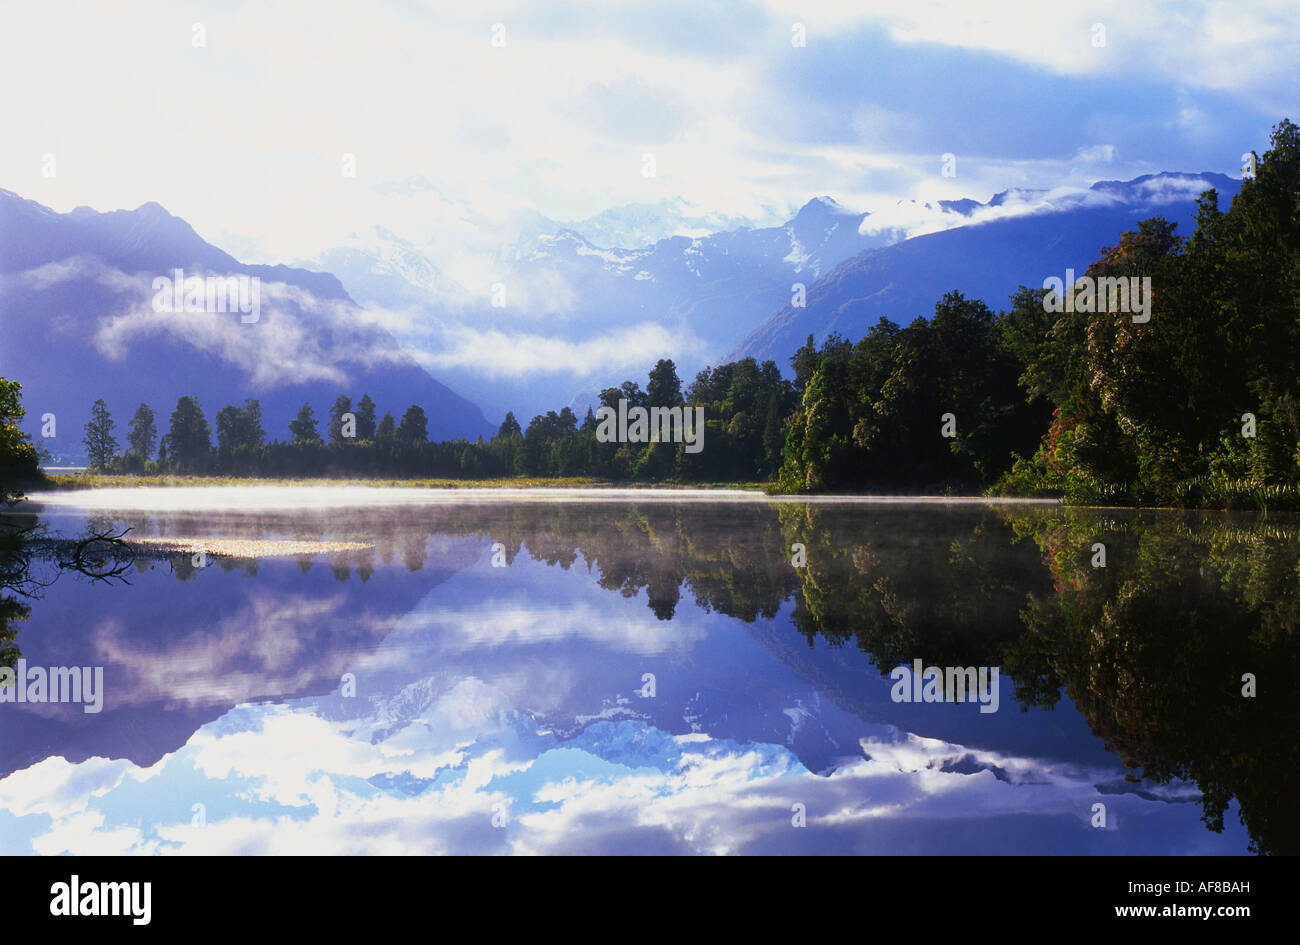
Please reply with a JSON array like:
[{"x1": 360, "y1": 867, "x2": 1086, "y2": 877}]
[
  {"x1": 776, "y1": 290, "x2": 1050, "y2": 492},
  {"x1": 70, "y1": 355, "x2": 795, "y2": 483}
]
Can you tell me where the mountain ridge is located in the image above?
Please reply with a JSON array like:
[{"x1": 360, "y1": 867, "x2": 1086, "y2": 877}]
[{"x1": 0, "y1": 190, "x2": 494, "y2": 456}]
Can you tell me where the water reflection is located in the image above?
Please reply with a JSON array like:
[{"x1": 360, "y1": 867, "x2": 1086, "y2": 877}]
[{"x1": 0, "y1": 494, "x2": 1293, "y2": 854}]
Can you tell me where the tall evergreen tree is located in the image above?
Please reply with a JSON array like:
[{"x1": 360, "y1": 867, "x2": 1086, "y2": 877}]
[
  {"x1": 289, "y1": 403, "x2": 322, "y2": 447},
  {"x1": 497, "y1": 412, "x2": 522, "y2": 439},
  {"x1": 397, "y1": 405, "x2": 428, "y2": 443},
  {"x1": 126, "y1": 403, "x2": 157, "y2": 461},
  {"x1": 328, "y1": 395, "x2": 353, "y2": 445},
  {"x1": 355, "y1": 394, "x2": 377, "y2": 440},
  {"x1": 82, "y1": 399, "x2": 118, "y2": 471},
  {"x1": 376, "y1": 411, "x2": 396, "y2": 442},
  {"x1": 164, "y1": 396, "x2": 211, "y2": 472},
  {"x1": 215, "y1": 399, "x2": 266, "y2": 455}
]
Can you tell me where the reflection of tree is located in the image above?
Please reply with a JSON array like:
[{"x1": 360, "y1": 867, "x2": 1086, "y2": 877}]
[
  {"x1": 399, "y1": 532, "x2": 427, "y2": 572},
  {"x1": 56, "y1": 526, "x2": 136, "y2": 584},
  {"x1": 714, "y1": 501, "x2": 1298, "y2": 856},
  {"x1": 449, "y1": 503, "x2": 800, "y2": 624},
  {"x1": 999, "y1": 510, "x2": 1300, "y2": 856},
  {"x1": 0, "y1": 515, "x2": 150, "y2": 669},
  {"x1": 0, "y1": 523, "x2": 34, "y2": 670},
  {"x1": 778, "y1": 504, "x2": 1052, "y2": 688}
]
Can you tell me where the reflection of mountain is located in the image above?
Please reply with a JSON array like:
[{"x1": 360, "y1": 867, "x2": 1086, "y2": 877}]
[
  {"x1": 774, "y1": 504, "x2": 1300, "y2": 855},
  {"x1": 0, "y1": 189, "x2": 492, "y2": 447},
  {"x1": 0, "y1": 506, "x2": 480, "y2": 779}
]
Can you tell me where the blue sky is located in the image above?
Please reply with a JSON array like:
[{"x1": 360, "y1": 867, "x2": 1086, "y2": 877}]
[{"x1": 2, "y1": 0, "x2": 1294, "y2": 263}]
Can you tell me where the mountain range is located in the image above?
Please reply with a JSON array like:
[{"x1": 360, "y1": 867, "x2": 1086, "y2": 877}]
[
  {"x1": 0, "y1": 171, "x2": 1243, "y2": 459},
  {"x1": 311, "y1": 172, "x2": 1242, "y2": 420}
]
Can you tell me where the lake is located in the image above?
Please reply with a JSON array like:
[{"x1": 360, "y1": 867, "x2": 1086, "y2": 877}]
[{"x1": 1, "y1": 488, "x2": 1293, "y2": 855}]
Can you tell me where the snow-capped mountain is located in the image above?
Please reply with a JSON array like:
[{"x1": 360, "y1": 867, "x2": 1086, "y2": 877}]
[
  {"x1": 308, "y1": 196, "x2": 902, "y2": 419},
  {"x1": 558, "y1": 197, "x2": 787, "y2": 250}
]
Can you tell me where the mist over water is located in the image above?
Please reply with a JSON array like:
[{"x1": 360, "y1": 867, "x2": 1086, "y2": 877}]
[{"x1": 25, "y1": 485, "x2": 1062, "y2": 512}]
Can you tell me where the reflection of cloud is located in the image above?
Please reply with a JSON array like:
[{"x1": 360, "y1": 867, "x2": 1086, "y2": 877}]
[
  {"x1": 379, "y1": 599, "x2": 707, "y2": 657},
  {"x1": 0, "y1": 755, "x2": 134, "y2": 819},
  {"x1": 0, "y1": 700, "x2": 1230, "y2": 855},
  {"x1": 87, "y1": 592, "x2": 397, "y2": 709}
]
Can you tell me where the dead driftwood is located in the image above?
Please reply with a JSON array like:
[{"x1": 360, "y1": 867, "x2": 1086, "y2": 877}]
[{"x1": 55, "y1": 526, "x2": 137, "y2": 584}]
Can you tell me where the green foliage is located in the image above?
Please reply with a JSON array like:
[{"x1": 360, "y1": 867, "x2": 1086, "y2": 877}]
[
  {"x1": 777, "y1": 294, "x2": 1047, "y2": 492},
  {"x1": 31, "y1": 119, "x2": 1293, "y2": 503},
  {"x1": 214, "y1": 399, "x2": 265, "y2": 474},
  {"x1": 993, "y1": 119, "x2": 1300, "y2": 507},
  {"x1": 355, "y1": 394, "x2": 377, "y2": 440},
  {"x1": 397, "y1": 404, "x2": 428, "y2": 444},
  {"x1": 0, "y1": 378, "x2": 41, "y2": 504},
  {"x1": 288, "y1": 402, "x2": 322, "y2": 447},
  {"x1": 327, "y1": 395, "x2": 353, "y2": 446}
]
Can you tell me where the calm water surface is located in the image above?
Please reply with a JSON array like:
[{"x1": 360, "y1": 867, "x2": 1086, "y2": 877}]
[{"x1": 1, "y1": 488, "x2": 1294, "y2": 855}]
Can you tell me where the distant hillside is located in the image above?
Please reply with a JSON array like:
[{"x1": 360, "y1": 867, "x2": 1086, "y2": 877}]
[
  {"x1": 728, "y1": 173, "x2": 1243, "y2": 367},
  {"x1": 0, "y1": 190, "x2": 493, "y2": 457}
]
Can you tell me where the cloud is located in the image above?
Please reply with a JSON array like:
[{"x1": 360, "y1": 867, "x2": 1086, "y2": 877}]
[
  {"x1": 4, "y1": 0, "x2": 1285, "y2": 269},
  {"x1": 758, "y1": 0, "x2": 1298, "y2": 111},
  {"x1": 0, "y1": 756, "x2": 135, "y2": 820},
  {"x1": 1073, "y1": 144, "x2": 1117, "y2": 164},
  {"x1": 393, "y1": 598, "x2": 707, "y2": 657},
  {"x1": 11, "y1": 258, "x2": 417, "y2": 388},
  {"x1": 856, "y1": 172, "x2": 1226, "y2": 242},
  {"x1": 417, "y1": 322, "x2": 704, "y2": 378}
]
